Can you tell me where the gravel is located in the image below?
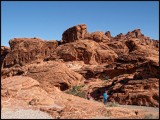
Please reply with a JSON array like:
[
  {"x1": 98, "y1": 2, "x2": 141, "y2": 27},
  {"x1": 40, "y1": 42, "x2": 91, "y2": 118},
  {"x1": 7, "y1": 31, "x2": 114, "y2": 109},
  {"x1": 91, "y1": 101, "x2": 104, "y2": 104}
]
[{"x1": 1, "y1": 109, "x2": 54, "y2": 119}]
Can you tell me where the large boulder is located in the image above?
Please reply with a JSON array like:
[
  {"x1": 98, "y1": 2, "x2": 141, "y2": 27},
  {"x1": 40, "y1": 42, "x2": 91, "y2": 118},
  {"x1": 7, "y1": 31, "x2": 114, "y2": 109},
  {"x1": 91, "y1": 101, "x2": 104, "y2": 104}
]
[
  {"x1": 62, "y1": 24, "x2": 87, "y2": 43},
  {"x1": 51, "y1": 40, "x2": 99, "y2": 64},
  {"x1": 3, "y1": 38, "x2": 58, "y2": 68}
]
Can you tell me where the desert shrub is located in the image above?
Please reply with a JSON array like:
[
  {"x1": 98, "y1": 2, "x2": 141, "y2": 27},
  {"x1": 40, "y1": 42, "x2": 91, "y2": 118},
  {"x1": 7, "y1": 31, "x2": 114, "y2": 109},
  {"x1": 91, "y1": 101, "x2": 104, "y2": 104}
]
[
  {"x1": 75, "y1": 91, "x2": 86, "y2": 98},
  {"x1": 65, "y1": 85, "x2": 86, "y2": 98},
  {"x1": 106, "y1": 102, "x2": 119, "y2": 107},
  {"x1": 102, "y1": 81, "x2": 107, "y2": 86}
]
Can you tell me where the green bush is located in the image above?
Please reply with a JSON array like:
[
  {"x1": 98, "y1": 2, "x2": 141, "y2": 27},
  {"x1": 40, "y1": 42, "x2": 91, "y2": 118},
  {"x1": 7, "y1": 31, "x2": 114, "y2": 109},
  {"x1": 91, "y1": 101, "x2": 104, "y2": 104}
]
[
  {"x1": 65, "y1": 85, "x2": 86, "y2": 98},
  {"x1": 102, "y1": 81, "x2": 107, "y2": 86}
]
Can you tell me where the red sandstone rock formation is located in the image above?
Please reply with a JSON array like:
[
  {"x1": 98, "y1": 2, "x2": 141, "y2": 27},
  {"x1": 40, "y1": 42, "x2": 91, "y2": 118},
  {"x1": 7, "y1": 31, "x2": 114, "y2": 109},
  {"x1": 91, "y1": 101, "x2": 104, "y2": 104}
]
[
  {"x1": 52, "y1": 40, "x2": 99, "y2": 64},
  {"x1": 62, "y1": 24, "x2": 87, "y2": 43},
  {"x1": 85, "y1": 31, "x2": 110, "y2": 43},
  {"x1": 1, "y1": 46, "x2": 10, "y2": 68},
  {"x1": 50, "y1": 40, "x2": 117, "y2": 64},
  {"x1": 1, "y1": 76, "x2": 55, "y2": 108},
  {"x1": 2, "y1": 38, "x2": 58, "y2": 68},
  {"x1": 26, "y1": 61, "x2": 85, "y2": 91},
  {"x1": 105, "y1": 31, "x2": 112, "y2": 39},
  {"x1": 62, "y1": 24, "x2": 110, "y2": 43},
  {"x1": 108, "y1": 78, "x2": 159, "y2": 107},
  {"x1": 1, "y1": 24, "x2": 159, "y2": 108},
  {"x1": 88, "y1": 77, "x2": 159, "y2": 107}
]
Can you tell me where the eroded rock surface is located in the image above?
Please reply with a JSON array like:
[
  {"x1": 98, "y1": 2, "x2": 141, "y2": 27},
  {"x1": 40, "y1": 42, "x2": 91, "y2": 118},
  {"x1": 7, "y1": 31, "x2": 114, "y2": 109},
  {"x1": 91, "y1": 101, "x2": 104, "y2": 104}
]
[
  {"x1": 62, "y1": 24, "x2": 87, "y2": 43},
  {"x1": 2, "y1": 38, "x2": 58, "y2": 68},
  {"x1": 26, "y1": 61, "x2": 85, "y2": 91},
  {"x1": 1, "y1": 46, "x2": 10, "y2": 68},
  {"x1": 2, "y1": 76, "x2": 55, "y2": 108},
  {"x1": 108, "y1": 78, "x2": 159, "y2": 107}
]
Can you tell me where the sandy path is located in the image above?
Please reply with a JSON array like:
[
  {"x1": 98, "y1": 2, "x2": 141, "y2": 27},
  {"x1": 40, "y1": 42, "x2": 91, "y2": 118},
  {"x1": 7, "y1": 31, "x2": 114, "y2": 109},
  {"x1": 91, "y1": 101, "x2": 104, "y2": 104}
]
[
  {"x1": 119, "y1": 105, "x2": 159, "y2": 113},
  {"x1": 1, "y1": 108, "x2": 53, "y2": 119}
]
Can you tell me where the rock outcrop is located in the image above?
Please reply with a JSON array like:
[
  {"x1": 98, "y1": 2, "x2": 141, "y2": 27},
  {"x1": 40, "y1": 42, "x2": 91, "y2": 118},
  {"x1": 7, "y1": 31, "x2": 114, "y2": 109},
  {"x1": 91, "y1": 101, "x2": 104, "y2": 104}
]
[
  {"x1": 1, "y1": 46, "x2": 10, "y2": 68},
  {"x1": 2, "y1": 38, "x2": 58, "y2": 68},
  {"x1": 62, "y1": 24, "x2": 110, "y2": 43},
  {"x1": 85, "y1": 31, "x2": 110, "y2": 43},
  {"x1": 88, "y1": 77, "x2": 159, "y2": 107},
  {"x1": 62, "y1": 24, "x2": 87, "y2": 43},
  {"x1": 2, "y1": 76, "x2": 55, "y2": 108},
  {"x1": 1, "y1": 60, "x2": 85, "y2": 91},
  {"x1": 108, "y1": 78, "x2": 159, "y2": 107},
  {"x1": 26, "y1": 61, "x2": 85, "y2": 91},
  {"x1": 105, "y1": 31, "x2": 112, "y2": 39},
  {"x1": 50, "y1": 40, "x2": 118, "y2": 64},
  {"x1": 52, "y1": 40, "x2": 99, "y2": 64}
]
